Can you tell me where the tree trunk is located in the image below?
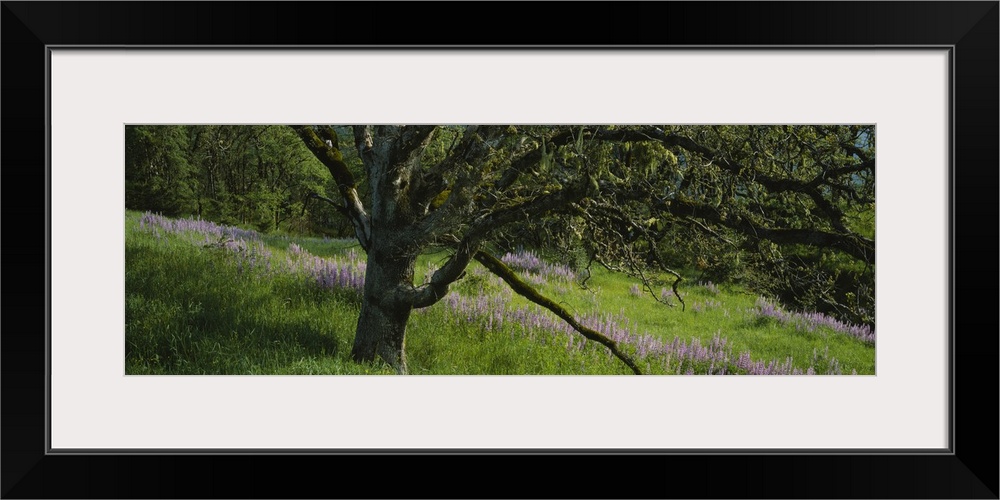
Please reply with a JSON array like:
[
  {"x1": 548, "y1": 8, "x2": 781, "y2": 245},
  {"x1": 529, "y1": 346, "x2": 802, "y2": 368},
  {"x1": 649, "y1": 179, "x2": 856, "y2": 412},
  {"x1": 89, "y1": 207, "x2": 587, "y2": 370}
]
[{"x1": 351, "y1": 250, "x2": 417, "y2": 373}]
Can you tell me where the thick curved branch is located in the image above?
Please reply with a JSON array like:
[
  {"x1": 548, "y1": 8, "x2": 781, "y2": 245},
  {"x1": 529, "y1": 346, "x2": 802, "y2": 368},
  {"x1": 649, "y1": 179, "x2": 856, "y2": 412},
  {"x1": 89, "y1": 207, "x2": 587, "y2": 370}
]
[
  {"x1": 492, "y1": 127, "x2": 601, "y2": 191},
  {"x1": 474, "y1": 250, "x2": 642, "y2": 375},
  {"x1": 411, "y1": 126, "x2": 487, "y2": 210},
  {"x1": 295, "y1": 126, "x2": 358, "y2": 188},
  {"x1": 292, "y1": 126, "x2": 372, "y2": 250},
  {"x1": 402, "y1": 126, "x2": 504, "y2": 246},
  {"x1": 395, "y1": 180, "x2": 593, "y2": 310},
  {"x1": 398, "y1": 177, "x2": 595, "y2": 310},
  {"x1": 466, "y1": 178, "x2": 592, "y2": 242},
  {"x1": 664, "y1": 198, "x2": 874, "y2": 262},
  {"x1": 399, "y1": 236, "x2": 479, "y2": 309}
]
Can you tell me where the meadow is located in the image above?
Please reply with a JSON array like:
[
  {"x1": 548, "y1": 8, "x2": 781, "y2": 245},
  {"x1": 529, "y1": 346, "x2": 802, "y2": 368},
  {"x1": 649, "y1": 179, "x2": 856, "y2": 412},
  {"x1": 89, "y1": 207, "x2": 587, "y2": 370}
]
[{"x1": 125, "y1": 210, "x2": 876, "y2": 375}]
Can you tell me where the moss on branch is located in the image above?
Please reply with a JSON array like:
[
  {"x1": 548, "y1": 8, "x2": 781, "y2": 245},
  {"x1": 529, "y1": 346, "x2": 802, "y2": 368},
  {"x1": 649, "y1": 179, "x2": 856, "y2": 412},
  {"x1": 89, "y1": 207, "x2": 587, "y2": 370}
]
[{"x1": 473, "y1": 250, "x2": 643, "y2": 375}]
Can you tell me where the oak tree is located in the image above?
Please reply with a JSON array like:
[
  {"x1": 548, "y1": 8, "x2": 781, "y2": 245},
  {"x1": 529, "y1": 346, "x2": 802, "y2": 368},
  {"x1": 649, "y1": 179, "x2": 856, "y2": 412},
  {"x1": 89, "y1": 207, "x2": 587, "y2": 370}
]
[{"x1": 293, "y1": 125, "x2": 875, "y2": 374}]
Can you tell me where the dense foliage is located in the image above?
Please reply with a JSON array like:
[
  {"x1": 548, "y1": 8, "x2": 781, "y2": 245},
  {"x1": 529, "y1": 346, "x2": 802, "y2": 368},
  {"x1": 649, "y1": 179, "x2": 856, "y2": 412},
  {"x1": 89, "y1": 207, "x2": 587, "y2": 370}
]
[
  {"x1": 490, "y1": 126, "x2": 875, "y2": 327},
  {"x1": 126, "y1": 125, "x2": 343, "y2": 234}
]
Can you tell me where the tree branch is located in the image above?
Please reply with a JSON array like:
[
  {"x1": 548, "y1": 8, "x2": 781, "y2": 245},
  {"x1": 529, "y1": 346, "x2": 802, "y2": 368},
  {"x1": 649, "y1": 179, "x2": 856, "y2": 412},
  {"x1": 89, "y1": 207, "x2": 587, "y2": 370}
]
[
  {"x1": 572, "y1": 201, "x2": 686, "y2": 309},
  {"x1": 394, "y1": 180, "x2": 593, "y2": 310},
  {"x1": 465, "y1": 178, "x2": 592, "y2": 242},
  {"x1": 399, "y1": 236, "x2": 480, "y2": 309},
  {"x1": 402, "y1": 126, "x2": 502, "y2": 245},
  {"x1": 588, "y1": 126, "x2": 868, "y2": 237},
  {"x1": 292, "y1": 126, "x2": 371, "y2": 250},
  {"x1": 493, "y1": 128, "x2": 578, "y2": 191},
  {"x1": 663, "y1": 198, "x2": 874, "y2": 262},
  {"x1": 686, "y1": 216, "x2": 736, "y2": 246},
  {"x1": 308, "y1": 192, "x2": 350, "y2": 218},
  {"x1": 473, "y1": 250, "x2": 643, "y2": 375}
]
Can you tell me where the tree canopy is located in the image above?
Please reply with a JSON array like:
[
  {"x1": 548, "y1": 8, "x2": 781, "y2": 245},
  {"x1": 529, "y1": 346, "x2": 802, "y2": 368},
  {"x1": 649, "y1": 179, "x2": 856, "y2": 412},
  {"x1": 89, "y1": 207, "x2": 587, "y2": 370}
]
[{"x1": 289, "y1": 125, "x2": 875, "y2": 373}]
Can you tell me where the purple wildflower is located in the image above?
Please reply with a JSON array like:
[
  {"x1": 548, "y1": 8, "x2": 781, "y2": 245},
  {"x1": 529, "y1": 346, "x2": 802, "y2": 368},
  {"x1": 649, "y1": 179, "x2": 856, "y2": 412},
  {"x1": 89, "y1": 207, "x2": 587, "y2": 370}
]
[
  {"x1": 500, "y1": 249, "x2": 577, "y2": 284},
  {"x1": 755, "y1": 297, "x2": 874, "y2": 345}
]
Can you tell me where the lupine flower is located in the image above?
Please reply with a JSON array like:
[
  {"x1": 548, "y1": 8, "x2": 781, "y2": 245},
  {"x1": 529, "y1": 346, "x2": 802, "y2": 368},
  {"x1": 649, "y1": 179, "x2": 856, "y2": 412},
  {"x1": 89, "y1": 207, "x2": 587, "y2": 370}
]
[
  {"x1": 139, "y1": 211, "x2": 262, "y2": 244},
  {"x1": 133, "y1": 212, "x2": 858, "y2": 375},
  {"x1": 286, "y1": 247, "x2": 367, "y2": 293},
  {"x1": 500, "y1": 249, "x2": 577, "y2": 284},
  {"x1": 419, "y1": 289, "x2": 846, "y2": 375},
  {"x1": 754, "y1": 297, "x2": 874, "y2": 344}
]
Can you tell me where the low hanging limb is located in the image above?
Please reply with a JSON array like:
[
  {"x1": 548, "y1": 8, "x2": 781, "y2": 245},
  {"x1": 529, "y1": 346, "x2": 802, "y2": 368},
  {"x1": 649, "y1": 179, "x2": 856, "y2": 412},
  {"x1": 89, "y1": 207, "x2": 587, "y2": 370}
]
[
  {"x1": 685, "y1": 216, "x2": 735, "y2": 247},
  {"x1": 576, "y1": 202, "x2": 686, "y2": 311},
  {"x1": 643, "y1": 235, "x2": 686, "y2": 312},
  {"x1": 473, "y1": 250, "x2": 643, "y2": 375},
  {"x1": 600, "y1": 203, "x2": 687, "y2": 311}
]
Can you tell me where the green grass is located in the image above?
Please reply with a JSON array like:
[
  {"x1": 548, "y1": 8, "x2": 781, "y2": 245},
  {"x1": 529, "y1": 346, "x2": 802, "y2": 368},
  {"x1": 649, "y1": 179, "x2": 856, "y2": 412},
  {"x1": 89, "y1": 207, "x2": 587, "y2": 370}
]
[{"x1": 125, "y1": 210, "x2": 875, "y2": 375}]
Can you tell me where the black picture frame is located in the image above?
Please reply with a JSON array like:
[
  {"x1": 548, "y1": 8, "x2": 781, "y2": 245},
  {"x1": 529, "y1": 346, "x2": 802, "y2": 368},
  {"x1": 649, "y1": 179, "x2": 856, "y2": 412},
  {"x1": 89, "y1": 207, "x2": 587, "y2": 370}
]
[{"x1": 3, "y1": 2, "x2": 997, "y2": 498}]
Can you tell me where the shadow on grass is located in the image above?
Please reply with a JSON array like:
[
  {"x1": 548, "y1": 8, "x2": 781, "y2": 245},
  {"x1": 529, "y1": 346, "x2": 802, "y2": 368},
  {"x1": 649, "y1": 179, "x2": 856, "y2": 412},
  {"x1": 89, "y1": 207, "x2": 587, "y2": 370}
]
[{"x1": 126, "y1": 238, "x2": 354, "y2": 374}]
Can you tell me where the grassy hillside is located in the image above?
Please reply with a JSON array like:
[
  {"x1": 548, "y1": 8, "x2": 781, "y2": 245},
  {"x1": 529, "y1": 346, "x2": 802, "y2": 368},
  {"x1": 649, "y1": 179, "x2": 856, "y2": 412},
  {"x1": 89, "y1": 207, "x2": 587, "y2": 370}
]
[{"x1": 125, "y1": 210, "x2": 875, "y2": 375}]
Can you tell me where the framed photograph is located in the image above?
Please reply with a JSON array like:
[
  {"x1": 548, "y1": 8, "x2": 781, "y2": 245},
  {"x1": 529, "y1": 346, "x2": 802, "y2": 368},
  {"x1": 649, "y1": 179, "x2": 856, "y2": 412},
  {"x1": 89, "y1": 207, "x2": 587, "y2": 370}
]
[{"x1": 4, "y1": 2, "x2": 996, "y2": 498}]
